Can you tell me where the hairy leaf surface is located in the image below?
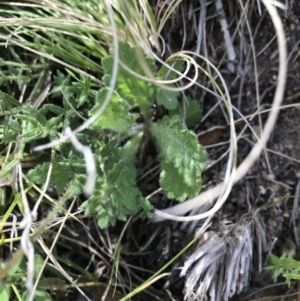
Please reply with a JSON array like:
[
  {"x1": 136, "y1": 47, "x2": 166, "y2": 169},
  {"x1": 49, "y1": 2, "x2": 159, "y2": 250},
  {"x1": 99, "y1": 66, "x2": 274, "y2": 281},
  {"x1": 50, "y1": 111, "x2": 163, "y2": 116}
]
[
  {"x1": 81, "y1": 134, "x2": 151, "y2": 228},
  {"x1": 151, "y1": 115, "x2": 207, "y2": 201},
  {"x1": 102, "y1": 42, "x2": 156, "y2": 118},
  {"x1": 90, "y1": 88, "x2": 138, "y2": 132},
  {"x1": 27, "y1": 155, "x2": 86, "y2": 193}
]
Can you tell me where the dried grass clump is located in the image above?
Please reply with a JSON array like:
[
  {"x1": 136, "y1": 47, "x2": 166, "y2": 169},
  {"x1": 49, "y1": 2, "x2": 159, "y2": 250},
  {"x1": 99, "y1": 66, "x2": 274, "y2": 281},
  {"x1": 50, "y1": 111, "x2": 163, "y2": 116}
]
[{"x1": 181, "y1": 219, "x2": 253, "y2": 301}]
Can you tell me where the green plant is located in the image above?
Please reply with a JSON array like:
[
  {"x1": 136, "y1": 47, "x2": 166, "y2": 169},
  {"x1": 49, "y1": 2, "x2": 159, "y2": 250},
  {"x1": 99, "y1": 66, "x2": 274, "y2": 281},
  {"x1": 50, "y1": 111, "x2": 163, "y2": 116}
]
[
  {"x1": 0, "y1": 255, "x2": 52, "y2": 301},
  {"x1": 1, "y1": 42, "x2": 207, "y2": 229},
  {"x1": 265, "y1": 252, "x2": 300, "y2": 287},
  {"x1": 0, "y1": 2, "x2": 209, "y2": 300}
]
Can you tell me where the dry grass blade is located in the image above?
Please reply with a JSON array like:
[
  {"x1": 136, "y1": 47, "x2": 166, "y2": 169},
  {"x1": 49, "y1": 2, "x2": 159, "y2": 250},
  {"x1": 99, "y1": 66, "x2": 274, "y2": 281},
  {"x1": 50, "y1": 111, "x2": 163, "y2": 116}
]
[{"x1": 182, "y1": 219, "x2": 253, "y2": 301}]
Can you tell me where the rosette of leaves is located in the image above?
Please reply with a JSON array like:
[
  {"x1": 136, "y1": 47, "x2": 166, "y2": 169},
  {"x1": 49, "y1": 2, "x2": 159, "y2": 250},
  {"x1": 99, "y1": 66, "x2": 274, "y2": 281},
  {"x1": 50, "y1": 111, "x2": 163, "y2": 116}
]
[
  {"x1": 90, "y1": 42, "x2": 207, "y2": 208},
  {"x1": 23, "y1": 42, "x2": 207, "y2": 228}
]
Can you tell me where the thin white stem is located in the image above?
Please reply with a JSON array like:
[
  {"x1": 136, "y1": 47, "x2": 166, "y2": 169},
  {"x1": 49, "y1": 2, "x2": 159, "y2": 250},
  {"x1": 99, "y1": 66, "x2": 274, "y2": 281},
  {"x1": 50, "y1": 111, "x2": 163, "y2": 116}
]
[
  {"x1": 18, "y1": 164, "x2": 35, "y2": 300},
  {"x1": 31, "y1": 158, "x2": 54, "y2": 220},
  {"x1": 10, "y1": 214, "x2": 17, "y2": 253},
  {"x1": 29, "y1": 198, "x2": 91, "y2": 301},
  {"x1": 65, "y1": 127, "x2": 96, "y2": 196},
  {"x1": 215, "y1": 0, "x2": 236, "y2": 72}
]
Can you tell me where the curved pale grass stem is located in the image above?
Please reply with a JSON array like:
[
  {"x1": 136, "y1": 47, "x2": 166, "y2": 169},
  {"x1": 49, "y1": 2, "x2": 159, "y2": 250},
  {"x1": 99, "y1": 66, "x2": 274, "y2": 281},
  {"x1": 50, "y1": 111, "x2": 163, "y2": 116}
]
[{"x1": 152, "y1": 0, "x2": 287, "y2": 223}]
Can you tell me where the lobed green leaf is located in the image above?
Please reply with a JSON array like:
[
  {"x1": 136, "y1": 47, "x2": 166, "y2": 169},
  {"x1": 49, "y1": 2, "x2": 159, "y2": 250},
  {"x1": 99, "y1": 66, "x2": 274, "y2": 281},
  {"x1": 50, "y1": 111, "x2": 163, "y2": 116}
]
[
  {"x1": 151, "y1": 115, "x2": 207, "y2": 201},
  {"x1": 91, "y1": 88, "x2": 138, "y2": 132},
  {"x1": 102, "y1": 42, "x2": 156, "y2": 118},
  {"x1": 27, "y1": 155, "x2": 86, "y2": 194},
  {"x1": 81, "y1": 134, "x2": 148, "y2": 228}
]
